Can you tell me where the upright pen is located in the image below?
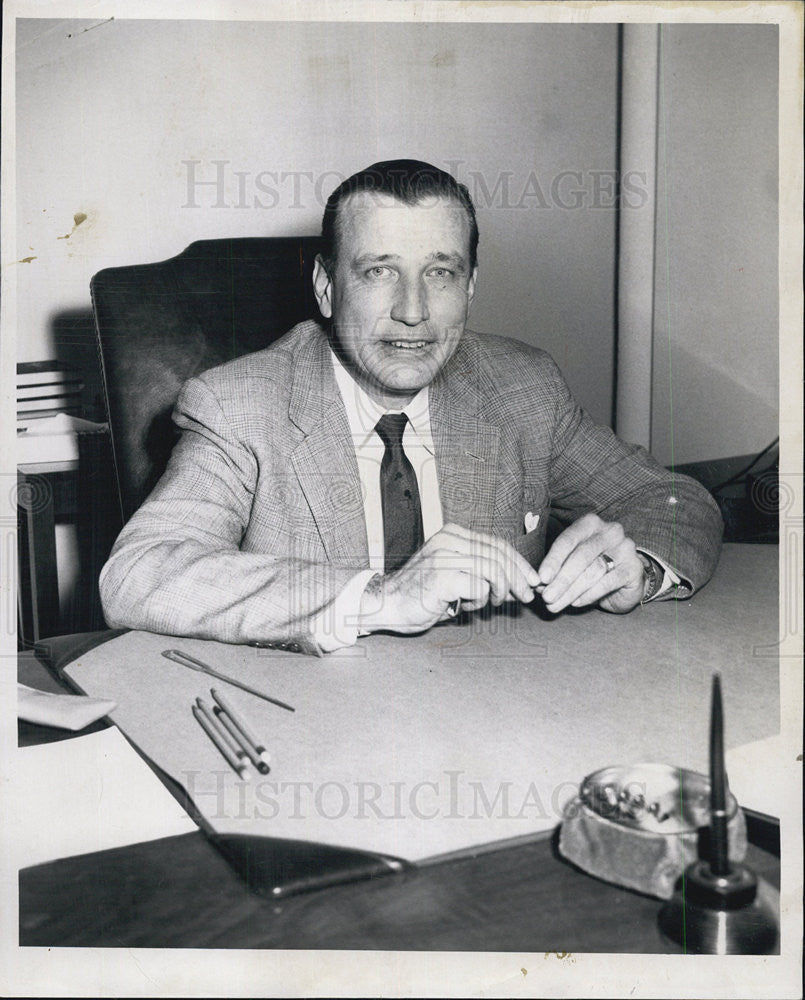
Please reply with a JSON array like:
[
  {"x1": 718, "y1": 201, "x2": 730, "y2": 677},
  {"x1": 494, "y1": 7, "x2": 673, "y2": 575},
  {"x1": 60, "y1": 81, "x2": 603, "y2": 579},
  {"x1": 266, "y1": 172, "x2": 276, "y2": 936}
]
[{"x1": 709, "y1": 672, "x2": 730, "y2": 876}]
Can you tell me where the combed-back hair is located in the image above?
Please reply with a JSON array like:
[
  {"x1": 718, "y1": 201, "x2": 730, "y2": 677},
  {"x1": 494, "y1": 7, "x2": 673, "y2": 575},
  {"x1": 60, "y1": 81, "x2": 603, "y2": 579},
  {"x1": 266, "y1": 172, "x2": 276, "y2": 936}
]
[{"x1": 321, "y1": 159, "x2": 478, "y2": 271}]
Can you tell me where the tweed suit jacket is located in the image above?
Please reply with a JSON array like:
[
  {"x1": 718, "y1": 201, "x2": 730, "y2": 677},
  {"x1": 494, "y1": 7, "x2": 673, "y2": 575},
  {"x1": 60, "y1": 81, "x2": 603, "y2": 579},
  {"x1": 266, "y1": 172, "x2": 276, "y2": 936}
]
[{"x1": 100, "y1": 320, "x2": 723, "y2": 651}]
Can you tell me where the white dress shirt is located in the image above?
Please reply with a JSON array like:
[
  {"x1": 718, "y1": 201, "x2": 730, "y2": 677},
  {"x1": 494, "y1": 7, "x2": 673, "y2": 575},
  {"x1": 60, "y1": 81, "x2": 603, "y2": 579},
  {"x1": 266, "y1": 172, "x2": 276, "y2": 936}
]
[
  {"x1": 311, "y1": 350, "x2": 444, "y2": 651},
  {"x1": 330, "y1": 349, "x2": 444, "y2": 569}
]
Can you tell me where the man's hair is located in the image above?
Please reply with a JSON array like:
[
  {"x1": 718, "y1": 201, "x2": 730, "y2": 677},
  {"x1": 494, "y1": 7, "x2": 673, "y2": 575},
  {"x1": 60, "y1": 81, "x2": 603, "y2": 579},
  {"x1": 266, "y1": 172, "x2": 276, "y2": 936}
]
[{"x1": 321, "y1": 158, "x2": 479, "y2": 271}]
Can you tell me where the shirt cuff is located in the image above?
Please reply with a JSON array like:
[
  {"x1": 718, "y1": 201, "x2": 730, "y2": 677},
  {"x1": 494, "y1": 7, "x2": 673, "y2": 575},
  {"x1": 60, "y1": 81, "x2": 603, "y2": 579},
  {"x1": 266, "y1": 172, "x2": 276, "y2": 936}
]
[
  {"x1": 636, "y1": 547, "x2": 682, "y2": 601},
  {"x1": 310, "y1": 569, "x2": 378, "y2": 652}
]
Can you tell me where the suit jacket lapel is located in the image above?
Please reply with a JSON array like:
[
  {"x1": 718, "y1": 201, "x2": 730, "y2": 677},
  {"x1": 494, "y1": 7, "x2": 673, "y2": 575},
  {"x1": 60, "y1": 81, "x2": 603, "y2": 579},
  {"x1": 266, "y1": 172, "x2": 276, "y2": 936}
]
[
  {"x1": 288, "y1": 328, "x2": 369, "y2": 567},
  {"x1": 430, "y1": 338, "x2": 501, "y2": 535}
]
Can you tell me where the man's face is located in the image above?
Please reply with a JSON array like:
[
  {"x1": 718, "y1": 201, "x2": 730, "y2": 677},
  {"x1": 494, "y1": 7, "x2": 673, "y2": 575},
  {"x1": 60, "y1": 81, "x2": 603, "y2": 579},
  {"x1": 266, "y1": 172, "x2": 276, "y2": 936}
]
[{"x1": 313, "y1": 191, "x2": 477, "y2": 409}]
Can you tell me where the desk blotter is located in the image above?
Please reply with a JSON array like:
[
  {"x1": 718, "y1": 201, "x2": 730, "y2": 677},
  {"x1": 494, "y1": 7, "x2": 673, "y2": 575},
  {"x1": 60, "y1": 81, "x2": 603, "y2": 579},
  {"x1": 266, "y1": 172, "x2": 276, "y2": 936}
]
[{"x1": 64, "y1": 544, "x2": 779, "y2": 869}]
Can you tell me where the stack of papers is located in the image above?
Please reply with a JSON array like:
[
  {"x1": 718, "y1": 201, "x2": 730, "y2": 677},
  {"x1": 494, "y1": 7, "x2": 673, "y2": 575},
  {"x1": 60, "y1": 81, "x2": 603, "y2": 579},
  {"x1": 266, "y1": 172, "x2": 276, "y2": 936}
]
[{"x1": 17, "y1": 413, "x2": 107, "y2": 466}]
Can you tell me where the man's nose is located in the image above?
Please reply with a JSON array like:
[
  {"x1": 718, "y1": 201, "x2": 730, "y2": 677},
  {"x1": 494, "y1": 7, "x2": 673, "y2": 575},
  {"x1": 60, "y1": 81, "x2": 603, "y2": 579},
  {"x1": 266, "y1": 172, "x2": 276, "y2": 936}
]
[{"x1": 390, "y1": 276, "x2": 430, "y2": 326}]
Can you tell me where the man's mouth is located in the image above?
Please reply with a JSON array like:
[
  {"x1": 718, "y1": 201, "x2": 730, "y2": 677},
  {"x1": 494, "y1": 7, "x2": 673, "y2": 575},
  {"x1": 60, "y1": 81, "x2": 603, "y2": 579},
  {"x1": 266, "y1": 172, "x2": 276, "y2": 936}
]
[{"x1": 385, "y1": 340, "x2": 430, "y2": 350}]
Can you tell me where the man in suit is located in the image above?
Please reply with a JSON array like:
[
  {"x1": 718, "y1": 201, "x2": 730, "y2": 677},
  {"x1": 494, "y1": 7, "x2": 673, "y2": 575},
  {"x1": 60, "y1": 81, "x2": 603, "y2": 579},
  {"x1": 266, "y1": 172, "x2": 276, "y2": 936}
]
[{"x1": 100, "y1": 159, "x2": 722, "y2": 655}]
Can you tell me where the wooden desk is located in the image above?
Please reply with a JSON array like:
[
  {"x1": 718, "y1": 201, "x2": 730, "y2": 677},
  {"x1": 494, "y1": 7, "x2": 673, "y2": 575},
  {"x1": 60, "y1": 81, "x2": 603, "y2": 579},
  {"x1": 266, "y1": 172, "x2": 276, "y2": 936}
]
[
  {"x1": 17, "y1": 812, "x2": 778, "y2": 951},
  {"x1": 18, "y1": 544, "x2": 782, "y2": 951}
]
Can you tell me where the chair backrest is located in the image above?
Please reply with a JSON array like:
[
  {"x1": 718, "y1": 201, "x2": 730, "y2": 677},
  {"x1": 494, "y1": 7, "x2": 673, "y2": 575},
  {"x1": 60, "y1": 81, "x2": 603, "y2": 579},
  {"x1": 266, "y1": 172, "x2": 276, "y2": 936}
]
[{"x1": 91, "y1": 236, "x2": 323, "y2": 522}]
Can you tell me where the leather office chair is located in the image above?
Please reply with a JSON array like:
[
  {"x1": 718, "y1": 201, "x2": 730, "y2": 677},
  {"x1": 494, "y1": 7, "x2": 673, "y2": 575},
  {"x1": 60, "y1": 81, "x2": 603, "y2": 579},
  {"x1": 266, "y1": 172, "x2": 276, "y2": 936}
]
[
  {"x1": 37, "y1": 235, "x2": 324, "y2": 666},
  {"x1": 92, "y1": 236, "x2": 324, "y2": 524}
]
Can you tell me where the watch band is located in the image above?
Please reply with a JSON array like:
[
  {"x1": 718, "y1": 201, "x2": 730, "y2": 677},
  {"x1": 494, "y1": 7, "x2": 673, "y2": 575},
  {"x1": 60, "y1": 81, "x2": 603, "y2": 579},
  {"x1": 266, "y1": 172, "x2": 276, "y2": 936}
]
[{"x1": 639, "y1": 553, "x2": 663, "y2": 603}]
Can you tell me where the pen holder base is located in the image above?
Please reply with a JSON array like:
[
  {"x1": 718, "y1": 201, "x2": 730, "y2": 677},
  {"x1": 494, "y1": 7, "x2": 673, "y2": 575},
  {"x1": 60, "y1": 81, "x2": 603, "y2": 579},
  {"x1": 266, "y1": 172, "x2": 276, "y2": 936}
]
[{"x1": 658, "y1": 860, "x2": 779, "y2": 954}]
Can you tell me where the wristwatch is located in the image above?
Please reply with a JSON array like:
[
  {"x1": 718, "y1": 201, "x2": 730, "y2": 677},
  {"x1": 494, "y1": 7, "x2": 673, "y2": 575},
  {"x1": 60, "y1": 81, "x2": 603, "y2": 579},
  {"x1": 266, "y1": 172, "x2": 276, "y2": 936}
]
[{"x1": 638, "y1": 552, "x2": 663, "y2": 603}]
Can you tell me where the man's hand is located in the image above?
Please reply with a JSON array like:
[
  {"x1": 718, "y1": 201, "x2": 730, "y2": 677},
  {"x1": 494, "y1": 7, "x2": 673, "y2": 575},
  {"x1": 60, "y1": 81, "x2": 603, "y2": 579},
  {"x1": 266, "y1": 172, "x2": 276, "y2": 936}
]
[
  {"x1": 537, "y1": 513, "x2": 646, "y2": 614},
  {"x1": 358, "y1": 523, "x2": 540, "y2": 635}
]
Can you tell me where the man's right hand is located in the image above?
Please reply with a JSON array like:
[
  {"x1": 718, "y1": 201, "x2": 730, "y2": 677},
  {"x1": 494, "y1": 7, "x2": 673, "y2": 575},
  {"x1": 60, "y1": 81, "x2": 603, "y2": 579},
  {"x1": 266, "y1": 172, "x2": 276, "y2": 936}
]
[{"x1": 357, "y1": 523, "x2": 540, "y2": 635}]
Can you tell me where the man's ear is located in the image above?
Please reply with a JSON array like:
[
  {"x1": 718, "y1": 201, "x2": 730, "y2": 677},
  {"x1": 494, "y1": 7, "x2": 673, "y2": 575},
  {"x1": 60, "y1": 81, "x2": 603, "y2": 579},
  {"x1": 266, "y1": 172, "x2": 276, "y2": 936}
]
[
  {"x1": 466, "y1": 265, "x2": 478, "y2": 307},
  {"x1": 312, "y1": 254, "x2": 333, "y2": 319}
]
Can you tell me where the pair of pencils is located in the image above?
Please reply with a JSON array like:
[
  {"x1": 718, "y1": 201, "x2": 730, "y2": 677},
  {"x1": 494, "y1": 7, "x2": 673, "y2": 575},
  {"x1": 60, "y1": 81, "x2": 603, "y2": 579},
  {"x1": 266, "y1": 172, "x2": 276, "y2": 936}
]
[{"x1": 192, "y1": 688, "x2": 272, "y2": 780}]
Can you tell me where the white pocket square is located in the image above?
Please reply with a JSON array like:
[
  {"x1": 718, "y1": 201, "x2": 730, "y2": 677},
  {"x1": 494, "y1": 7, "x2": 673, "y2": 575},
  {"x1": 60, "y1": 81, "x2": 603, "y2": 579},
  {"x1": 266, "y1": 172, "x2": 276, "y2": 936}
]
[{"x1": 524, "y1": 511, "x2": 540, "y2": 534}]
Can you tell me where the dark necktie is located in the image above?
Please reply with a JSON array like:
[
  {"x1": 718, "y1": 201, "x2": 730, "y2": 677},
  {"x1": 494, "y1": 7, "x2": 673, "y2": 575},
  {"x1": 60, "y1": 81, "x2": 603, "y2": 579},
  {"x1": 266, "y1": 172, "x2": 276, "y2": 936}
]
[{"x1": 375, "y1": 413, "x2": 425, "y2": 572}]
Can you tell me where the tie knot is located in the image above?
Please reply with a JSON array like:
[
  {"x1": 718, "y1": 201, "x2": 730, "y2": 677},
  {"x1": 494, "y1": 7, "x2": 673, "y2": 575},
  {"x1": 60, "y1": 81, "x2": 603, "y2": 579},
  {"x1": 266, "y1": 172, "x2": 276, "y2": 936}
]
[{"x1": 375, "y1": 413, "x2": 409, "y2": 449}]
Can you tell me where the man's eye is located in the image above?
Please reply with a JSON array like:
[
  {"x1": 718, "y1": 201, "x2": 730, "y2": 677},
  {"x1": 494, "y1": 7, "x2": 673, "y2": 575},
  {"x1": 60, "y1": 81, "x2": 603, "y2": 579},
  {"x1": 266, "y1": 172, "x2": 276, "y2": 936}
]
[
  {"x1": 428, "y1": 267, "x2": 454, "y2": 280},
  {"x1": 366, "y1": 266, "x2": 392, "y2": 279}
]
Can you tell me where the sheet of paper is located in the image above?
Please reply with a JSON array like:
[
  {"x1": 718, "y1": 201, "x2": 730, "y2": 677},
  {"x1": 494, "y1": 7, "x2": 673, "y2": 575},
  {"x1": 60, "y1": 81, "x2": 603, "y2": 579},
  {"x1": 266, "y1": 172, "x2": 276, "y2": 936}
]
[
  {"x1": 17, "y1": 682, "x2": 116, "y2": 730},
  {"x1": 17, "y1": 415, "x2": 108, "y2": 465},
  {"x1": 726, "y1": 733, "x2": 789, "y2": 819},
  {"x1": 12, "y1": 727, "x2": 196, "y2": 870}
]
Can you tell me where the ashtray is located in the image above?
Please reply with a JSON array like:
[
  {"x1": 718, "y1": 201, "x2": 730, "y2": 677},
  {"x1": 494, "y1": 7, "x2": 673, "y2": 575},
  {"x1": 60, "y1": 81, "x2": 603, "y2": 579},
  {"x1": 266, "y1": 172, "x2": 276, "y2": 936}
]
[{"x1": 558, "y1": 762, "x2": 747, "y2": 899}]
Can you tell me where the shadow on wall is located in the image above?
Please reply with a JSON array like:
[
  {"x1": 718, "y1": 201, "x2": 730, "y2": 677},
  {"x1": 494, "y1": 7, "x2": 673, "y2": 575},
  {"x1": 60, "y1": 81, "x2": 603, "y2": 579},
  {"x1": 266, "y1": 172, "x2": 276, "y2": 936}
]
[
  {"x1": 50, "y1": 307, "x2": 107, "y2": 423},
  {"x1": 41, "y1": 307, "x2": 182, "y2": 637},
  {"x1": 34, "y1": 308, "x2": 120, "y2": 638},
  {"x1": 651, "y1": 336, "x2": 778, "y2": 468}
]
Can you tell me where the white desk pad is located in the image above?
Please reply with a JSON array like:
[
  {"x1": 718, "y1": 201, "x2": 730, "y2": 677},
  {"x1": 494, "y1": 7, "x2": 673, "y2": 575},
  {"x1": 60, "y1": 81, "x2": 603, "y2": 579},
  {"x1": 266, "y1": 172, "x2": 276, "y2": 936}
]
[{"x1": 64, "y1": 544, "x2": 780, "y2": 864}]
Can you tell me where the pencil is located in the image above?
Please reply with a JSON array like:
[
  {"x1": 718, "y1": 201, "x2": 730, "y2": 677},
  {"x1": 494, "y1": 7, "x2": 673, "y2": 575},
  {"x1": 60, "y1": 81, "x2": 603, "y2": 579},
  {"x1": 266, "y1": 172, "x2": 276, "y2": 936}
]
[
  {"x1": 192, "y1": 704, "x2": 250, "y2": 780},
  {"x1": 211, "y1": 687, "x2": 272, "y2": 766},
  {"x1": 214, "y1": 705, "x2": 270, "y2": 774},
  {"x1": 195, "y1": 696, "x2": 251, "y2": 767}
]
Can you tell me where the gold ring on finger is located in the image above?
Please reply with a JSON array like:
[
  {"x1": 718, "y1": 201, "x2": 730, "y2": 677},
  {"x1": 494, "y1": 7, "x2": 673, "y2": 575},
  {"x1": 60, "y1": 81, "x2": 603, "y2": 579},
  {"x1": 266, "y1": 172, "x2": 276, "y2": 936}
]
[{"x1": 601, "y1": 553, "x2": 616, "y2": 573}]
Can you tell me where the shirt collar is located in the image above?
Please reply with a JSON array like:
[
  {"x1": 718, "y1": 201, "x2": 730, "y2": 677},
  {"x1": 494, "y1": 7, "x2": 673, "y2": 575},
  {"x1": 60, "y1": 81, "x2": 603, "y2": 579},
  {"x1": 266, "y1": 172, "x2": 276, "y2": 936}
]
[{"x1": 329, "y1": 346, "x2": 434, "y2": 452}]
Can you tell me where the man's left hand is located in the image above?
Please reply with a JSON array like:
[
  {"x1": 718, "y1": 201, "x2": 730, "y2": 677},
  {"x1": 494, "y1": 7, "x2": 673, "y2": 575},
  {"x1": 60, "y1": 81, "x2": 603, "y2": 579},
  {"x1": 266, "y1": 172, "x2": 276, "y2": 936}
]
[{"x1": 537, "y1": 513, "x2": 646, "y2": 614}]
